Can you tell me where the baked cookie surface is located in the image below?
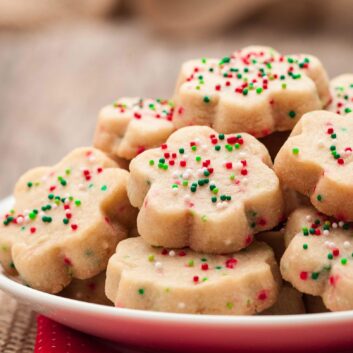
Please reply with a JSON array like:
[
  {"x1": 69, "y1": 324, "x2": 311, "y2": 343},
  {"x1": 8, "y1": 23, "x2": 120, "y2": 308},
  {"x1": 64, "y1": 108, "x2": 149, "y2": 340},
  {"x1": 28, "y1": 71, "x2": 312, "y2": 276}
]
[
  {"x1": 281, "y1": 206, "x2": 353, "y2": 311},
  {"x1": 60, "y1": 271, "x2": 111, "y2": 306},
  {"x1": 328, "y1": 74, "x2": 353, "y2": 116},
  {"x1": 173, "y1": 45, "x2": 330, "y2": 137},
  {"x1": 94, "y1": 97, "x2": 175, "y2": 160},
  {"x1": 106, "y1": 237, "x2": 280, "y2": 315},
  {"x1": 128, "y1": 126, "x2": 284, "y2": 254},
  {"x1": 0, "y1": 147, "x2": 137, "y2": 293},
  {"x1": 275, "y1": 110, "x2": 353, "y2": 220}
]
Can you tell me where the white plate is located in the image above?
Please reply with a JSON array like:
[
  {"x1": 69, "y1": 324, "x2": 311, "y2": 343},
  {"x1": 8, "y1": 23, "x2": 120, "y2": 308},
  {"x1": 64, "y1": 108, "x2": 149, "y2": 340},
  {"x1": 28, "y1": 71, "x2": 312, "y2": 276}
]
[{"x1": 1, "y1": 196, "x2": 353, "y2": 352}]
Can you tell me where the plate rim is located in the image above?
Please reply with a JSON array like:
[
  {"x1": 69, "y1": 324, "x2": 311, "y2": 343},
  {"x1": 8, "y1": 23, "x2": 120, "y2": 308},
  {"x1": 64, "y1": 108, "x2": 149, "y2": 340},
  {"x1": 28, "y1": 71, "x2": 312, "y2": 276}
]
[{"x1": 1, "y1": 195, "x2": 353, "y2": 327}]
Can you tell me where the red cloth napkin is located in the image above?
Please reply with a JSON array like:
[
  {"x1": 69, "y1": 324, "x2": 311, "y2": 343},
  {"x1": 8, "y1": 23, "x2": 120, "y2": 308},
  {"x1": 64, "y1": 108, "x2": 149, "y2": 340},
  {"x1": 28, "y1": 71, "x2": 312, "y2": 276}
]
[{"x1": 34, "y1": 315, "x2": 129, "y2": 353}]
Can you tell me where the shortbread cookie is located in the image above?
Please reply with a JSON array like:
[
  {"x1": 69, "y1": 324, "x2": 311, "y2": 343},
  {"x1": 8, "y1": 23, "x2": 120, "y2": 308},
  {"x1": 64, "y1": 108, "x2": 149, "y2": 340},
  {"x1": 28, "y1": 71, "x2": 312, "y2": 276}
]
[
  {"x1": 281, "y1": 206, "x2": 353, "y2": 311},
  {"x1": 328, "y1": 74, "x2": 353, "y2": 116},
  {"x1": 128, "y1": 126, "x2": 284, "y2": 254},
  {"x1": 262, "y1": 284, "x2": 305, "y2": 315},
  {"x1": 275, "y1": 110, "x2": 353, "y2": 220},
  {"x1": 60, "y1": 271, "x2": 111, "y2": 305},
  {"x1": 173, "y1": 46, "x2": 330, "y2": 137},
  {"x1": 0, "y1": 147, "x2": 137, "y2": 293},
  {"x1": 304, "y1": 295, "x2": 329, "y2": 313},
  {"x1": 106, "y1": 237, "x2": 280, "y2": 315},
  {"x1": 94, "y1": 98, "x2": 175, "y2": 160}
]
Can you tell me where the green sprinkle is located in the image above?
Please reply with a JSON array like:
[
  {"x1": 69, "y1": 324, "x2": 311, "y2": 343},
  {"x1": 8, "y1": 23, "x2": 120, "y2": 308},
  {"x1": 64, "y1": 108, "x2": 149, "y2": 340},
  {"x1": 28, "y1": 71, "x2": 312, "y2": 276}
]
[
  {"x1": 288, "y1": 110, "x2": 296, "y2": 118},
  {"x1": 219, "y1": 56, "x2": 231, "y2": 65},
  {"x1": 311, "y1": 272, "x2": 319, "y2": 280},
  {"x1": 331, "y1": 133, "x2": 337, "y2": 139},
  {"x1": 149, "y1": 160, "x2": 154, "y2": 166},
  {"x1": 75, "y1": 200, "x2": 81, "y2": 206},
  {"x1": 27, "y1": 182, "x2": 33, "y2": 188},
  {"x1": 148, "y1": 255, "x2": 155, "y2": 262},
  {"x1": 282, "y1": 83, "x2": 287, "y2": 89},
  {"x1": 215, "y1": 145, "x2": 221, "y2": 151},
  {"x1": 195, "y1": 156, "x2": 201, "y2": 162},
  {"x1": 203, "y1": 96, "x2": 210, "y2": 103},
  {"x1": 48, "y1": 194, "x2": 54, "y2": 200},
  {"x1": 211, "y1": 196, "x2": 217, "y2": 203},
  {"x1": 101, "y1": 185, "x2": 107, "y2": 191},
  {"x1": 317, "y1": 194, "x2": 323, "y2": 202},
  {"x1": 256, "y1": 87, "x2": 263, "y2": 94},
  {"x1": 328, "y1": 253, "x2": 333, "y2": 260},
  {"x1": 341, "y1": 258, "x2": 348, "y2": 265},
  {"x1": 218, "y1": 133, "x2": 225, "y2": 140},
  {"x1": 179, "y1": 148, "x2": 184, "y2": 154},
  {"x1": 226, "y1": 302, "x2": 234, "y2": 310},
  {"x1": 302, "y1": 227, "x2": 309, "y2": 236},
  {"x1": 188, "y1": 260, "x2": 194, "y2": 267},
  {"x1": 42, "y1": 216, "x2": 52, "y2": 223},
  {"x1": 63, "y1": 218, "x2": 69, "y2": 225},
  {"x1": 138, "y1": 288, "x2": 145, "y2": 295},
  {"x1": 201, "y1": 257, "x2": 207, "y2": 262},
  {"x1": 191, "y1": 146, "x2": 197, "y2": 152},
  {"x1": 303, "y1": 243, "x2": 308, "y2": 250},
  {"x1": 292, "y1": 147, "x2": 299, "y2": 155}
]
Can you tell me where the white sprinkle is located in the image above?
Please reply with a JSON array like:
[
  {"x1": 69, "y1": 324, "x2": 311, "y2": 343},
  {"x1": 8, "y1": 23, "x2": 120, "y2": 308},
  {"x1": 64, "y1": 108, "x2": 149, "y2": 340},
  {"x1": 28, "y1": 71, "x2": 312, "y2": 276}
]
[
  {"x1": 305, "y1": 215, "x2": 312, "y2": 222},
  {"x1": 52, "y1": 204, "x2": 58, "y2": 210},
  {"x1": 201, "y1": 144, "x2": 208, "y2": 151},
  {"x1": 332, "y1": 222, "x2": 338, "y2": 229},
  {"x1": 317, "y1": 140, "x2": 325, "y2": 148},
  {"x1": 323, "y1": 230, "x2": 330, "y2": 236},
  {"x1": 339, "y1": 221, "x2": 344, "y2": 228},
  {"x1": 16, "y1": 216, "x2": 24, "y2": 225},
  {"x1": 64, "y1": 199, "x2": 70, "y2": 205},
  {"x1": 155, "y1": 261, "x2": 163, "y2": 270},
  {"x1": 172, "y1": 188, "x2": 178, "y2": 195},
  {"x1": 242, "y1": 177, "x2": 248, "y2": 185},
  {"x1": 172, "y1": 171, "x2": 179, "y2": 179},
  {"x1": 216, "y1": 202, "x2": 227, "y2": 209},
  {"x1": 184, "y1": 194, "x2": 191, "y2": 202},
  {"x1": 169, "y1": 250, "x2": 175, "y2": 257},
  {"x1": 24, "y1": 216, "x2": 30, "y2": 223},
  {"x1": 344, "y1": 241, "x2": 351, "y2": 249},
  {"x1": 178, "y1": 302, "x2": 186, "y2": 309},
  {"x1": 235, "y1": 161, "x2": 243, "y2": 170},
  {"x1": 182, "y1": 172, "x2": 190, "y2": 179}
]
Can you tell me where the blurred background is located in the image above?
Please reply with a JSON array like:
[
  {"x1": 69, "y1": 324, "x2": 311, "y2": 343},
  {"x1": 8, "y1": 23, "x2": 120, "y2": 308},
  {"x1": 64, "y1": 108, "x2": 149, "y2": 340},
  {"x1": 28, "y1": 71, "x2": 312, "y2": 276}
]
[{"x1": 0, "y1": 0, "x2": 352, "y2": 198}]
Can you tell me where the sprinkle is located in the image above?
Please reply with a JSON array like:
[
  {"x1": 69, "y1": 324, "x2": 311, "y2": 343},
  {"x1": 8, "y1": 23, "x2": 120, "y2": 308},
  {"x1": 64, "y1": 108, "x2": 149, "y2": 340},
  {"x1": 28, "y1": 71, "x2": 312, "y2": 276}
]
[
  {"x1": 292, "y1": 148, "x2": 299, "y2": 155},
  {"x1": 288, "y1": 111, "x2": 296, "y2": 119},
  {"x1": 138, "y1": 288, "x2": 144, "y2": 295}
]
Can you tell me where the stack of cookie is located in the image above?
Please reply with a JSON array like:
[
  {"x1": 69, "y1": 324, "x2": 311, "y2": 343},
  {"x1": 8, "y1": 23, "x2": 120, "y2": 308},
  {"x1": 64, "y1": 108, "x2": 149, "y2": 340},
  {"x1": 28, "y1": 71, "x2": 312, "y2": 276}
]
[{"x1": 1, "y1": 46, "x2": 352, "y2": 315}]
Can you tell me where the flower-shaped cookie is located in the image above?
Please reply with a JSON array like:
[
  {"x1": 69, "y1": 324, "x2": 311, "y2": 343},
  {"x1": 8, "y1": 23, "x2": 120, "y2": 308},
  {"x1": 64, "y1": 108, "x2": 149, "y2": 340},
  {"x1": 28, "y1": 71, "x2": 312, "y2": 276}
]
[
  {"x1": 0, "y1": 147, "x2": 137, "y2": 293},
  {"x1": 281, "y1": 206, "x2": 353, "y2": 311},
  {"x1": 94, "y1": 97, "x2": 175, "y2": 160},
  {"x1": 173, "y1": 46, "x2": 330, "y2": 137},
  {"x1": 275, "y1": 110, "x2": 353, "y2": 220},
  {"x1": 106, "y1": 237, "x2": 280, "y2": 315},
  {"x1": 128, "y1": 126, "x2": 284, "y2": 254},
  {"x1": 327, "y1": 74, "x2": 353, "y2": 116},
  {"x1": 60, "y1": 271, "x2": 111, "y2": 305}
]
